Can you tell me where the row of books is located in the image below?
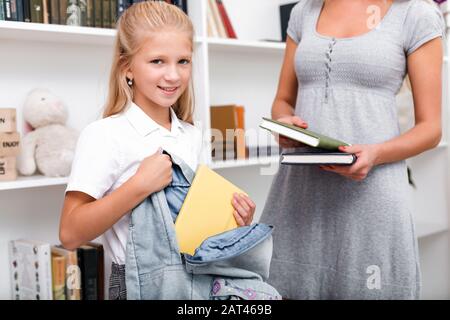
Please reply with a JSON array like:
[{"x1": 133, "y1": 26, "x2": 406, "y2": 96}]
[
  {"x1": 210, "y1": 105, "x2": 284, "y2": 161},
  {"x1": 0, "y1": 0, "x2": 187, "y2": 28},
  {"x1": 207, "y1": 0, "x2": 236, "y2": 39},
  {"x1": 9, "y1": 239, "x2": 104, "y2": 300}
]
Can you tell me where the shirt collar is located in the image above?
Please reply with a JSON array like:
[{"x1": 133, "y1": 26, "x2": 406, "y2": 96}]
[{"x1": 125, "y1": 102, "x2": 184, "y2": 137}]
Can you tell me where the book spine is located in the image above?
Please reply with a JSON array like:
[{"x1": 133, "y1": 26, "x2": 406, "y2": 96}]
[
  {"x1": 16, "y1": 0, "x2": 23, "y2": 21},
  {"x1": 110, "y1": 0, "x2": 116, "y2": 28},
  {"x1": 30, "y1": 0, "x2": 43, "y2": 23},
  {"x1": 9, "y1": 0, "x2": 17, "y2": 20},
  {"x1": 172, "y1": 0, "x2": 187, "y2": 14},
  {"x1": 206, "y1": 0, "x2": 218, "y2": 38},
  {"x1": 8, "y1": 241, "x2": 17, "y2": 300},
  {"x1": 40, "y1": 244, "x2": 53, "y2": 300},
  {"x1": 94, "y1": 0, "x2": 101, "y2": 27},
  {"x1": 77, "y1": 247, "x2": 98, "y2": 300},
  {"x1": 50, "y1": 0, "x2": 59, "y2": 24},
  {"x1": 66, "y1": 251, "x2": 81, "y2": 300},
  {"x1": 85, "y1": 0, "x2": 93, "y2": 27},
  {"x1": 102, "y1": 0, "x2": 110, "y2": 28},
  {"x1": 3, "y1": 0, "x2": 11, "y2": 20},
  {"x1": 209, "y1": 0, "x2": 226, "y2": 38},
  {"x1": 42, "y1": 0, "x2": 48, "y2": 23},
  {"x1": 59, "y1": 0, "x2": 66, "y2": 25},
  {"x1": 215, "y1": 0, "x2": 236, "y2": 38},
  {"x1": 51, "y1": 254, "x2": 66, "y2": 300},
  {"x1": 22, "y1": 0, "x2": 31, "y2": 22},
  {"x1": 79, "y1": 0, "x2": 87, "y2": 26},
  {"x1": 0, "y1": 0, "x2": 4, "y2": 20}
]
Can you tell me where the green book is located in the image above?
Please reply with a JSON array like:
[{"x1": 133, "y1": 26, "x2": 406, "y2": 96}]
[{"x1": 259, "y1": 117, "x2": 350, "y2": 151}]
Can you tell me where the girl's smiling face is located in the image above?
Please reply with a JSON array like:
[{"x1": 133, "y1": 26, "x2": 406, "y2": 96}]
[{"x1": 127, "y1": 30, "x2": 193, "y2": 111}]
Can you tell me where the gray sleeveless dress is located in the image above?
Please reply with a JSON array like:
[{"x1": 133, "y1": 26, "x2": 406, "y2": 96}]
[{"x1": 260, "y1": 0, "x2": 445, "y2": 299}]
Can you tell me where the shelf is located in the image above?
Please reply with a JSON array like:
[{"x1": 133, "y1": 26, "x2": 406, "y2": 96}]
[
  {"x1": 211, "y1": 155, "x2": 280, "y2": 169},
  {"x1": 0, "y1": 21, "x2": 204, "y2": 46},
  {"x1": 0, "y1": 20, "x2": 116, "y2": 45},
  {"x1": 0, "y1": 175, "x2": 68, "y2": 191},
  {"x1": 207, "y1": 37, "x2": 285, "y2": 55}
]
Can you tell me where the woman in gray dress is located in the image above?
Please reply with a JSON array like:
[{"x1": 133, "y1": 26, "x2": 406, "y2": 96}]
[{"x1": 261, "y1": 0, "x2": 444, "y2": 299}]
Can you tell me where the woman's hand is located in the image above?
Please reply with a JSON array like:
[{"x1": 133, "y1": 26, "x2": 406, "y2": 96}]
[
  {"x1": 231, "y1": 193, "x2": 256, "y2": 226},
  {"x1": 274, "y1": 116, "x2": 309, "y2": 148},
  {"x1": 320, "y1": 144, "x2": 381, "y2": 181}
]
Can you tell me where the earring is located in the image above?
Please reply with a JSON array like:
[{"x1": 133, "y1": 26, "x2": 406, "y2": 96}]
[{"x1": 127, "y1": 78, "x2": 133, "y2": 86}]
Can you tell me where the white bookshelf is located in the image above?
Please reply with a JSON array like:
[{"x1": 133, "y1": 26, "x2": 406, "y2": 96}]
[{"x1": 0, "y1": 0, "x2": 449, "y2": 299}]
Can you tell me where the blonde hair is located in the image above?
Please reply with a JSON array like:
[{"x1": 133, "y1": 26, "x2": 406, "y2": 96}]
[{"x1": 103, "y1": 1, "x2": 195, "y2": 123}]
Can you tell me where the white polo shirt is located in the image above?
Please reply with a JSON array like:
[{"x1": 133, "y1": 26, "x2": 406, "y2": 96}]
[{"x1": 66, "y1": 102, "x2": 207, "y2": 264}]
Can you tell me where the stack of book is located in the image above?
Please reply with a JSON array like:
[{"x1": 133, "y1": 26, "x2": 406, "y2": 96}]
[
  {"x1": 206, "y1": 0, "x2": 236, "y2": 39},
  {"x1": 0, "y1": 0, "x2": 187, "y2": 27},
  {"x1": 0, "y1": 108, "x2": 20, "y2": 181},
  {"x1": 9, "y1": 239, "x2": 104, "y2": 300},
  {"x1": 259, "y1": 117, "x2": 357, "y2": 165},
  {"x1": 210, "y1": 104, "x2": 246, "y2": 161}
]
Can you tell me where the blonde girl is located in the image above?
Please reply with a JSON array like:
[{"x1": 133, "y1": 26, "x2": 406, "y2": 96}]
[{"x1": 59, "y1": 1, "x2": 256, "y2": 300}]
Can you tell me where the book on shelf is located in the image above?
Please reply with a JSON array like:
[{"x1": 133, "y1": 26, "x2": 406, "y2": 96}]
[
  {"x1": 86, "y1": 241, "x2": 104, "y2": 300},
  {"x1": 174, "y1": 165, "x2": 244, "y2": 255},
  {"x1": 216, "y1": 0, "x2": 236, "y2": 38},
  {"x1": 52, "y1": 245, "x2": 81, "y2": 300},
  {"x1": 208, "y1": 0, "x2": 226, "y2": 38},
  {"x1": 0, "y1": 0, "x2": 134, "y2": 27},
  {"x1": 281, "y1": 149, "x2": 357, "y2": 166},
  {"x1": 210, "y1": 104, "x2": 246, "y2": 160},
  {"x1": 77, "y1": 244, "x2": 100, "y2": 300},
  {"x1": 280, "y1": 2, "x2": 297, "y2": 42},
  {"x1": 30, "y1": 0, "x2": 44, "y2": 23},
  {"x1": 51, "y1": 250, "x2": 66, "y2": 300},
  {"x1": 9, "y1": 239, "x2": 53, "y2": 300},
  {"x1": 207, "y1": 0, "x2": 235, "y2": 38},
  {"x1": 259, "y1": 117, "x2": 350, "y2": 151},
  {"x1": 206, "y1": 0, "x2": 219, "y2": 38}
]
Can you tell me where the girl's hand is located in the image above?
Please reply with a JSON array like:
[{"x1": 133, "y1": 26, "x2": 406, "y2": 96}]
[
  {"x1": 274, "y1": 116, "x2": 309, "y2": 148},
  {"x1": 133, "y1": 148, "x2": 173, "y2": 195},
  {"x1": 231, "y1": 193, "x2": 256, "y2": 226},
  {"x1": 320, "y1": 144, "x2": 381, "y2": 181}
]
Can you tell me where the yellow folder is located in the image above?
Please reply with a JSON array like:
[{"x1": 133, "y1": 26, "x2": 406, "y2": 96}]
[{"x1": 174, "y1": 165, "x2": 246, "y2": 255}]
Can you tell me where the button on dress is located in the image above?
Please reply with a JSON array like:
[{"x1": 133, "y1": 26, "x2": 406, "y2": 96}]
[{"x1": 260, "y1": 0, "x2": 445, "y2": 299}]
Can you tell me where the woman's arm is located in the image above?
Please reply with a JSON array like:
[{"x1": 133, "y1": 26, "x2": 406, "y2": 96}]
[
  {"x1": 272, "y1": 36, "x2": 299, "y2": 120},
  {"x1": 59, "y1": 151, "x2": 172, "y2": 250},
  {"x1": 272, "y1": 36, "x2": 309, "y2": 148},
  {"x1": 322, "y1": 37, "x2": 443, "y2": 181},
  {"x1": 375, "y1": 37, "x2": 443, "y2": 163}
]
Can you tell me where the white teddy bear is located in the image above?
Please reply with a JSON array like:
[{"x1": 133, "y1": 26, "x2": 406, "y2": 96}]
[{"x1": 17, "y1": 89, "x2": 79, "y2": 177}]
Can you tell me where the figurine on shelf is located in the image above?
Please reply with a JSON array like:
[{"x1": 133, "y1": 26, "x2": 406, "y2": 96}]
[
  {"x1": 66, "y1": 0, "x2": 81, "y2": 26},
  {"x1": 17, "y1": 89, "x2": 79, "y2": 177}
]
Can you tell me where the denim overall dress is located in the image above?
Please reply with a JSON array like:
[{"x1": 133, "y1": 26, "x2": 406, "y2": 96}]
[{"x1": 124, "y1": 151, "x2": 281, "y2": 300}]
